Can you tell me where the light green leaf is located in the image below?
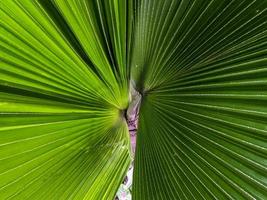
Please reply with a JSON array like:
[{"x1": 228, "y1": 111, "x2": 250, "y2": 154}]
[{"x1": 0, "y1": 0, "x2": 131, "y2": 199}]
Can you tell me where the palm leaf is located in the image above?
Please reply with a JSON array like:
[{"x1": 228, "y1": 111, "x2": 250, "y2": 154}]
[
  {"x1": 0, "y1": 0, "x2": 130, "y2": 199},
  {"x1": 132, "y1": 0, "x2": 267, "y2": 199},
  {"x1": 1, "y1": 0, "x2": 267, "y2": 199}
]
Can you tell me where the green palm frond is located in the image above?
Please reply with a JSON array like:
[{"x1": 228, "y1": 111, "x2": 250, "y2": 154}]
[
  {"x1": 0, "y1": 0, "x2": 267, "y2": 199},
  {"x1": 132, "y1": 0, "x2": 267, "y2": 199},
  {"x1": 0, "y1": 0, "x2": 130, "y2": 199}
]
